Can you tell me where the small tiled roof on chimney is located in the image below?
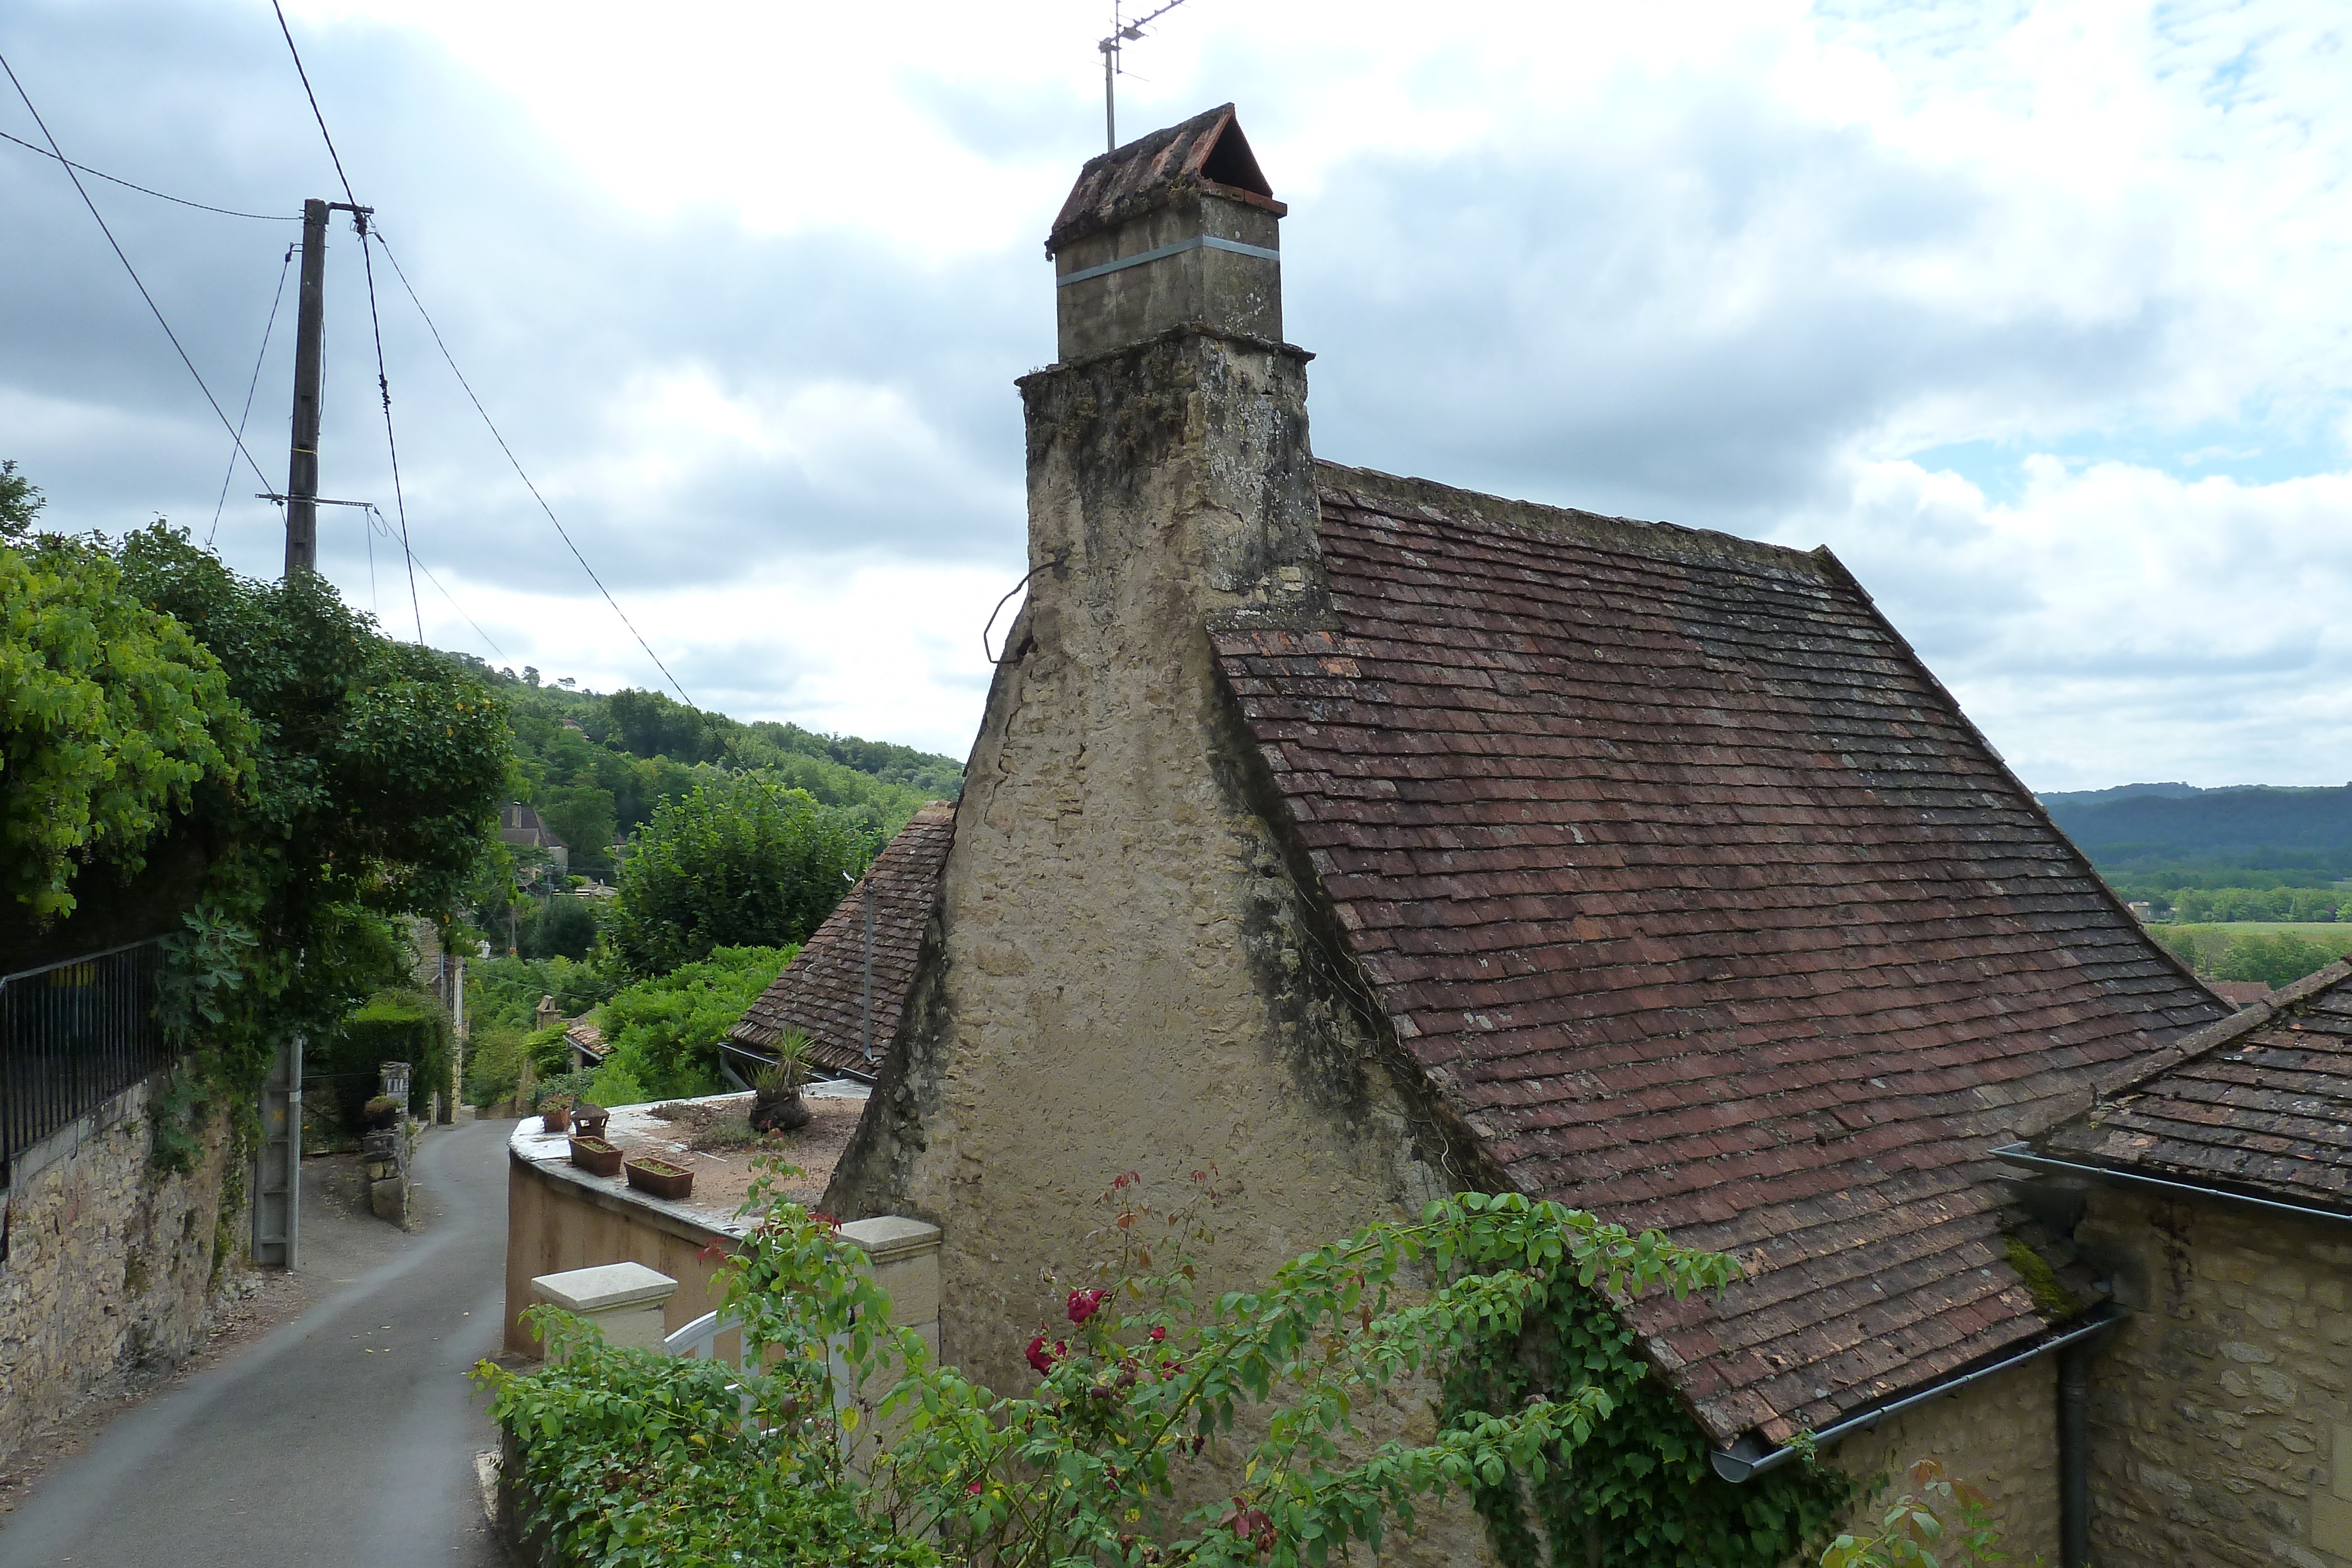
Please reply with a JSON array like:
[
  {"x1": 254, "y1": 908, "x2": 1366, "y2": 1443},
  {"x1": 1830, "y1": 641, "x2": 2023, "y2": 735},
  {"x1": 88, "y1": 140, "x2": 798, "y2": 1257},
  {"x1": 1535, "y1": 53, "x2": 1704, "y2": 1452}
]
[
  {"x1": 2037, "y1": 957, "x2": 2352, "y2": 1215},
  {"x1": 729, "y1": 803, "x2": 956, "y2": 1082},
  {"x1": 1047, "y1": 102, "x2": 1283, "y2": 256},
  {"x1": 1211, "y1": 462, "x2": 2232, "y2": 1447}
]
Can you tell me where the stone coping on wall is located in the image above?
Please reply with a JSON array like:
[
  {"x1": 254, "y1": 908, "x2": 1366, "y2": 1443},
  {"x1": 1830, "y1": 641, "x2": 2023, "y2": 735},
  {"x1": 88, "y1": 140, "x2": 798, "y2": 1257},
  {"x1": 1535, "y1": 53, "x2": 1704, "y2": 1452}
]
[{"x1": 505, "y1": 1081, "x2": 871, "y2": 1244}]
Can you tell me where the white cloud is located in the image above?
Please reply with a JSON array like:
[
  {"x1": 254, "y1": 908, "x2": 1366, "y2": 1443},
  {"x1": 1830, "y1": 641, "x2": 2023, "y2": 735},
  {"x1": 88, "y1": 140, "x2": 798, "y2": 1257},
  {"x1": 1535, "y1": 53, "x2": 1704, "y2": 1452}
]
[{"x1": 5, "y1": 0, "x2": 2350, "y2": 780}]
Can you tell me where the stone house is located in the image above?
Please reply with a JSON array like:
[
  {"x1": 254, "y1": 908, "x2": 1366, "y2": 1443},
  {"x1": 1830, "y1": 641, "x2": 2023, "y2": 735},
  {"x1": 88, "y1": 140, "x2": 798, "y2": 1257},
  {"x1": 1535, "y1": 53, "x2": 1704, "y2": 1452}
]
[
  {"x1": 801, "y1": 105, "x2": 2236, "y2": 1561},
  {"x1": 2004, "y1": 958, "x2": 2352, "y2": 1566}
]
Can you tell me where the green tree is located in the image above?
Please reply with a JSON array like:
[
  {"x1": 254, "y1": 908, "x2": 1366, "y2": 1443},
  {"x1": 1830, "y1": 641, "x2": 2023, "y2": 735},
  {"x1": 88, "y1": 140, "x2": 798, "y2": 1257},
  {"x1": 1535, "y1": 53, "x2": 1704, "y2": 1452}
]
[
  {"x1": 2217, "y1": 932, "x2": 2336, "y2": 988},
  {"x1": 606, "y1": 775, "x2": 875, "y2": 976},
  {"x1": 1, "y1": 536, "x2": 252, "y2": 922},
  {"x1": 0, "y1": 459, "x2": 43, "y2": 538},
  {"x1": 534, "y1": 781, "x2": 617, "y2": 878},
  {"x1": 106, "y1": 522, "x2": 512, "y2": 1145}
]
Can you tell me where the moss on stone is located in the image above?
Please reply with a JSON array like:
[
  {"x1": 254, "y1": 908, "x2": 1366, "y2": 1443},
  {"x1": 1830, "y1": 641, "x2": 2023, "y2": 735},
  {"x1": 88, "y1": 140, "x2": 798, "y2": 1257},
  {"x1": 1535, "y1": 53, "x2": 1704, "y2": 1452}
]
[{"x1": 2005, "y1": 1234, "x2": 2077, "y2": 1321}]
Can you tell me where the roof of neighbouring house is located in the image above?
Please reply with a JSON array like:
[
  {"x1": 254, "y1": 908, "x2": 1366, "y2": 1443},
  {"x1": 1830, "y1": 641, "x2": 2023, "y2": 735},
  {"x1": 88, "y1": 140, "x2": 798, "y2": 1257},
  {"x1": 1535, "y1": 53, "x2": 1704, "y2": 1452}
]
[
  {"x1": 565, "y1": 1017, "x2": 608, "y2": 1063},
  {"x1": 2206, "y1": 980, "x2": 2274, "y2": 1007},
  {"x1": 499, "y1": 803, "x2": 566, "y2": 851},
  {"x1": 2036, "y1": 959, "x2": 2352, "y2": 1216},
  {"x1": 728, "y1": 804, "x2": 958, "y2": 1081},
  {"x1": 1206, "y1": 462, "x2": 2234, "y2": 1447},
  {"x1": 1047, "y1": 102, "x2": 1282, "y2": 255}
]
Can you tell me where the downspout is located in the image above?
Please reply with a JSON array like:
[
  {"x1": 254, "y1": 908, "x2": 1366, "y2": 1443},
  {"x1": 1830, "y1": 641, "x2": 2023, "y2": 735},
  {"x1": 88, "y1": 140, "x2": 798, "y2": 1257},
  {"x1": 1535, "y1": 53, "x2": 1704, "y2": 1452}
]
[
  {"x1": 1710, "y1": 1309, "x2": 2125, "y2": 1483},
  {"x1": 2060, "y1": 1338, "x2": 2091, "y2": 1568}
]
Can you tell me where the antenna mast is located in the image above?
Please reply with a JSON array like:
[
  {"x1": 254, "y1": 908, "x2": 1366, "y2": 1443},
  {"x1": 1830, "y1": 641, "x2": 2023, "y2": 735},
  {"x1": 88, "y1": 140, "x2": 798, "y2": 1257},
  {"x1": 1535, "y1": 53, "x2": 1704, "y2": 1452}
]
[{"x1": 1097, "y1": 0, "x2": 1192, "y2": 152}]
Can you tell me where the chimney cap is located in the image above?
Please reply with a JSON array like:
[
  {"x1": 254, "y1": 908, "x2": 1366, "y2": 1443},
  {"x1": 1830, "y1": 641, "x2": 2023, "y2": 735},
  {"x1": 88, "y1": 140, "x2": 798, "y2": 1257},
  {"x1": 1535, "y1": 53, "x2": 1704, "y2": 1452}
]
[{"x1": 1047, "y1": 103, "x2": 1285, "y2": 256}]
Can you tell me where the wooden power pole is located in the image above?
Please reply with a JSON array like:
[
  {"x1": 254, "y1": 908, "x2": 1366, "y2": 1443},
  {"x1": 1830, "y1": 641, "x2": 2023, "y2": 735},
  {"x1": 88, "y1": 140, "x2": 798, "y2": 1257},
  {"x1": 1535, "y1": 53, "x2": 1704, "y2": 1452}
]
[{"x1": 284, "y1": 197, "x2": 329, "y2": 576}]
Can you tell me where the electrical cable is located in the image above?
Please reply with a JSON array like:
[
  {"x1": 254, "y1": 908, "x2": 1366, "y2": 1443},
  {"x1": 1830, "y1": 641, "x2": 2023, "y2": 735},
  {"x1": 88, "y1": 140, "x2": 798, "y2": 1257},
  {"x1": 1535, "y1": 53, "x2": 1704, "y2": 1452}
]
[
  {"x1": 0, "y1": 128, "x2": 298, "y2": 221},
  {"x1": 368, "y1": 228, "x2": 697, "y2": 707},
  {"x1": 210, "y1": 243, "x2": 297, "y2": 545},
  {"x1": 365, "y1": 504, "x2": 506, "y2": 657},
  {"x1": 352, "y1": 212, "x2": 422, "y2": 641},
  {"x1": 268, "y1": 0, "x2": 358, "y2": 208},
  {"x1": 1, "y1": 51, "x2": 277, "y2": 497}
]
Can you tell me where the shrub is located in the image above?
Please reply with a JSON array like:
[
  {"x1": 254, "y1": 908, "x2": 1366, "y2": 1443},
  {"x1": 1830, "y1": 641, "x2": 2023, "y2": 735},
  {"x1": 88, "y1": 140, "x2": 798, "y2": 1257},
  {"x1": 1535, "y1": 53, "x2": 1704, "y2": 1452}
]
[
  {"x1": 588, "y1": 944, "x2": 795, "y2": 1103},
  {"x1": 463, "y1": 1023, "x2": 525, "y2": 1107},
  {"x1": 480, "y1": 1166, "x2": 1760, "y2": 1567},
  {"x1": 319, "y1": 988, "x2": 453, "y2": 1131}
]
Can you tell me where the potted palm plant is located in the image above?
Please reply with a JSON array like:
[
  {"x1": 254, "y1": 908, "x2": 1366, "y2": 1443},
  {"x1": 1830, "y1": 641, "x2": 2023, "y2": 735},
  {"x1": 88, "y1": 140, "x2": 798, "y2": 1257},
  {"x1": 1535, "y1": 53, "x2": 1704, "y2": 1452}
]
[{"x1": 749, "y1": 1031, "x2": 815, "y2": 1135}]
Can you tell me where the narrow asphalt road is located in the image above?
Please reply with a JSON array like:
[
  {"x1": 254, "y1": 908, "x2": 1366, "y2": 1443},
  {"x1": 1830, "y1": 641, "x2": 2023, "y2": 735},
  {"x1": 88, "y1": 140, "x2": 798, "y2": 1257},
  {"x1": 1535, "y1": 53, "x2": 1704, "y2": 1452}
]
[{"x1": 0, "y1": 1116, "x2": 515, "y2": 1568}]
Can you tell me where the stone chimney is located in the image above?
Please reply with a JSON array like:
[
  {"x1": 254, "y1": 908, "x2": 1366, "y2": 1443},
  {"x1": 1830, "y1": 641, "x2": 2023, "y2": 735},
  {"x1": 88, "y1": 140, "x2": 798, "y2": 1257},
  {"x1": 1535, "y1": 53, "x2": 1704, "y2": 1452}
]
[{"x1": 827, "y1": 112, "x2": 1451, "y2": 1407}]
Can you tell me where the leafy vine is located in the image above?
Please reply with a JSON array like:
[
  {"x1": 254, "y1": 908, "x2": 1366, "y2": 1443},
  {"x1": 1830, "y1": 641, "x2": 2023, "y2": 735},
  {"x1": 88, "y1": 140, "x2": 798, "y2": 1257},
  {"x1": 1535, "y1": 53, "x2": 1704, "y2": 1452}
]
[{"x1": 1441, "y1": 1281, "x2": 1854, "y2": 1567}]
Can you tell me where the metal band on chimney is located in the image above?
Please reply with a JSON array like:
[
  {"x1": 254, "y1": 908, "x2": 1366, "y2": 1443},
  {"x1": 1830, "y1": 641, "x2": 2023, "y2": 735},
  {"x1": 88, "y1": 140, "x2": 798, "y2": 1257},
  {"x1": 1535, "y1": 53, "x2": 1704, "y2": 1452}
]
[{"x1": 1056, "y1": 234, "x2": 1281, "y2": 287}]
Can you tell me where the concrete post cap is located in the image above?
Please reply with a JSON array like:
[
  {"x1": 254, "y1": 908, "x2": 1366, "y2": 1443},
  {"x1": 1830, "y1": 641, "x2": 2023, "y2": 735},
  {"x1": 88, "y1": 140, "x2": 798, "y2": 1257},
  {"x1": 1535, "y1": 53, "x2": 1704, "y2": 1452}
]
[
  {"x1": 531, "y1": 1261, "x2": 678, "y2": 1313},
  {"x1": 838, "y1": 1216, "x2": 942, "y2": 1264}
]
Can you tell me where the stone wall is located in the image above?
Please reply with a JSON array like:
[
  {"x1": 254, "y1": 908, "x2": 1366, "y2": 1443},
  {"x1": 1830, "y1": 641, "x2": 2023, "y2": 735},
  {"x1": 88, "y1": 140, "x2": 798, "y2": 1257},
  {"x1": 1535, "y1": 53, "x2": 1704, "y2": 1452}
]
[
  {"x1": 0, "y1": 1071, "x2": 242, "y2": 1456},
  {"x1": 1826, "y1": 1355, "x2": 2062, "y2": 1563},
  {"x1": 2072, "y1": 1183, "x2": 2352, "y2": 1567}
]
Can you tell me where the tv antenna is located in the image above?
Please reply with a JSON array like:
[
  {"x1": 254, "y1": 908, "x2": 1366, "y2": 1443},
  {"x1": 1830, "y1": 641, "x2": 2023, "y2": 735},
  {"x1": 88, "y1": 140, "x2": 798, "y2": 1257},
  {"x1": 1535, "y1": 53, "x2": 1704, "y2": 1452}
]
[{"x1": 1098, "y1": 0, "x2": 1191, "y2": 152}]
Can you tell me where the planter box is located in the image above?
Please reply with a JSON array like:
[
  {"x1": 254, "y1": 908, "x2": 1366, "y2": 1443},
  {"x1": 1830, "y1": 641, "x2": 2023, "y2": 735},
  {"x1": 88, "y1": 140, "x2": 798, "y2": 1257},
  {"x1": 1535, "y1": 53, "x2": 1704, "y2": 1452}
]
[
  {"x1": 567, "y1": 1136, "x2": 624, "y2": 1178},
  {"x1": 623, "y1": 1158, "x2": 694, "y2": 1202},
  {"x1": 540, "y1": 1105, "x2": 572, "y2": 1134}
]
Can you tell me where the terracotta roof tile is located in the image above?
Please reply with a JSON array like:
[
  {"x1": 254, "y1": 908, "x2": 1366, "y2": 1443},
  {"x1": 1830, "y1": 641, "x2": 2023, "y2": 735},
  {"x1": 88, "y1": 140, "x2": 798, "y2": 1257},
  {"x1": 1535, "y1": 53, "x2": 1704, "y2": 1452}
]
[
  {"x1": 1210, "y1": 463, "x2": 2229, "y2": 1444},
  {"x1": 727, "y1": 804, "x2": 955, "y2": 1081},
  {"x1": 2038, "y1": 959, "x2": 2352, "y2": 1213}
]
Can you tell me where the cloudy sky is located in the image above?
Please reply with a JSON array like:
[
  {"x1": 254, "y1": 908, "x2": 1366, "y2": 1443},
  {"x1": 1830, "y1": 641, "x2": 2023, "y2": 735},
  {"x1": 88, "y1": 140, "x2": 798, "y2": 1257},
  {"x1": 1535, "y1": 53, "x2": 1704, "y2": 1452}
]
[{"x1": 4, "y1": 0, "x2": 2347, "y2": 787}]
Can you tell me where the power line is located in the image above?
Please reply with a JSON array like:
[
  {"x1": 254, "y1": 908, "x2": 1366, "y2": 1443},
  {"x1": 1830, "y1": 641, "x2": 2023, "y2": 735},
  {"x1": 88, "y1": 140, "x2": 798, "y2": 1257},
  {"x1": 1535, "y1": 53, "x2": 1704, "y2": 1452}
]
[
  {"x1": 268, "y1": 0, "x2": 358, "y2": 207},
  {"x1": 0, "y1": 50, "x2": 276, "y2": 496},
  {"x1": 0, "y1": 128, "x2": 298, "y2": 221},
  {"x1": 211, "y1": 243, "x2": 298, "y2": 545},
  {"x1": 352, "y1": 212, "x2": 422, "y2": 641},
  {"x1": 364, "y1": 503, "x2": 505, "y2": 657},
  {"x1": 369, "y1": 229, "x2": 697, "y2": 708}
]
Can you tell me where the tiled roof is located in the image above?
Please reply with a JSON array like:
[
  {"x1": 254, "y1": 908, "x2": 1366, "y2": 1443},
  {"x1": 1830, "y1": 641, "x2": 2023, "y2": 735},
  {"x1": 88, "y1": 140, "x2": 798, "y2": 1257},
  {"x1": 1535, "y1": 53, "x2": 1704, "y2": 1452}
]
[
  {"x1": 728, "y1": 804, "x2": 956, "y2": 1082},
  {"x1": 1047, "y1": 103, "x2": 1283, "y2": 255},
  {"x1": 2039, "y1": 959, "x2": 2352, "y2": 1215},
  {"x1": 1210, "y1": 463, "x2": 2230, "y2": 1445},
  {"x1": 2205, "y1": 979, "x2": 2273, "y2": 1007},
  {"x1": 565, "y1": 1018, "x2": 607, "y2": 1062}
]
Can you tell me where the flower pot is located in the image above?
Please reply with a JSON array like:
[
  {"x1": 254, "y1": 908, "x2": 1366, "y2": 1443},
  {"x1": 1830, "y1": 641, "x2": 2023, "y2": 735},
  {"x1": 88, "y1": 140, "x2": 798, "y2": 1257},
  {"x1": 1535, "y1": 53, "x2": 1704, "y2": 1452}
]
[
  {"x1": 749, "y1": 1091, "x2": 811, "y2": 1135},
  {"x1": 624, "y1": 1157, "x2": 694, "y2": 1202},
  {"x1": 540, "y1": 1104, "x2": 572, "y2": 1134},
  {"x1": 572, "y1": 1104, "x2": 610, "y2": 1138},
  {"x1": 567, "y1": 1135, "x2": 624, "y2": 1178}
]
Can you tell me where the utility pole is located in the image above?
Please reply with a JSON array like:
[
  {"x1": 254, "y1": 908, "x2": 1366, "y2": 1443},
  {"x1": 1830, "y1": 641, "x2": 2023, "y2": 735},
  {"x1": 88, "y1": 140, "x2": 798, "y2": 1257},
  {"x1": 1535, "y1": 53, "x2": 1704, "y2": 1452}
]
[
  {"x1": 282, "y1": 199, "x2": 371, "y2": 577},
  {"x1": 284, "y1": 198, "x2": 328, "y2": 576}
]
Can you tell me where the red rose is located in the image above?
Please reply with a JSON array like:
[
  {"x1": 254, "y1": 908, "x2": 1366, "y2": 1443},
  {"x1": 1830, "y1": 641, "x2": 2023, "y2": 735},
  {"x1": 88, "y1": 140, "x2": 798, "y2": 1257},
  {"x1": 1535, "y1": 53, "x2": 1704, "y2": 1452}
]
[
  {"x1": 1068, "y1": 1288, "x2": 1108, "y2": 1325},
  {"x1": 1026, "y1": 1333, "x2": 1055, "y2": 1374},
  {"x1": 1149, "y1": 1325, "x2": 1168, "y2": 1342}
]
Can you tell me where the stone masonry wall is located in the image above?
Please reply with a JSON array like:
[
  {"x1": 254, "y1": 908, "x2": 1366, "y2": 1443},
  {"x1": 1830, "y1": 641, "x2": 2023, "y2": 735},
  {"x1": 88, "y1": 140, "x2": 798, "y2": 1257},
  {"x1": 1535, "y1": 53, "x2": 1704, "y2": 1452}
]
[
  {"x1": 0, "y1": 1072, "x2": 242, "y2": 1456},
  {"x1": 1827, "y1": 1355, "x2": 2062, "y2": 1563},
  {"x1": 2070, "y1": 1184, "x2": 2352, "y2": 1567}
]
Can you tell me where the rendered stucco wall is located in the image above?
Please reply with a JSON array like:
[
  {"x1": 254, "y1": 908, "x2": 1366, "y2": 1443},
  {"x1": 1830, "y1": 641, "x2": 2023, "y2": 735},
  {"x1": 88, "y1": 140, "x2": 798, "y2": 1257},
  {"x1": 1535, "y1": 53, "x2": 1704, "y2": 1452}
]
[
  {"x1": 2073, "y1": 1184, "x2": 2352, "y2": 1567},
  {"x1": 0, "y1": 1072, "x2": 240, "y2": 1455},
  {"x1": 826, "y1": 328, "x2": 1501, "y2": 1565}
]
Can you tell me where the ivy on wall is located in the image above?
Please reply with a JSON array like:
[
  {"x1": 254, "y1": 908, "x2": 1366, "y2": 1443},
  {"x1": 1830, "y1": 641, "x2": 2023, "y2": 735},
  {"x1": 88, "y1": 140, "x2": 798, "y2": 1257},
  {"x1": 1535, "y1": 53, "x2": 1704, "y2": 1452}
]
[{"x1": 1444, "y1": 1279, "x2": 1856, "y2": 1567}]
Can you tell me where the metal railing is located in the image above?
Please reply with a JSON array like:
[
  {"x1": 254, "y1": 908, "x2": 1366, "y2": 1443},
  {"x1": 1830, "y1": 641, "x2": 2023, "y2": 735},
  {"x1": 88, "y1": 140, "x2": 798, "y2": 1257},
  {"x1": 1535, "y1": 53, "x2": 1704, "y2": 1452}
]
[{"x1": 1, "y1": 938, "x2": 170, "y2": 1183}]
